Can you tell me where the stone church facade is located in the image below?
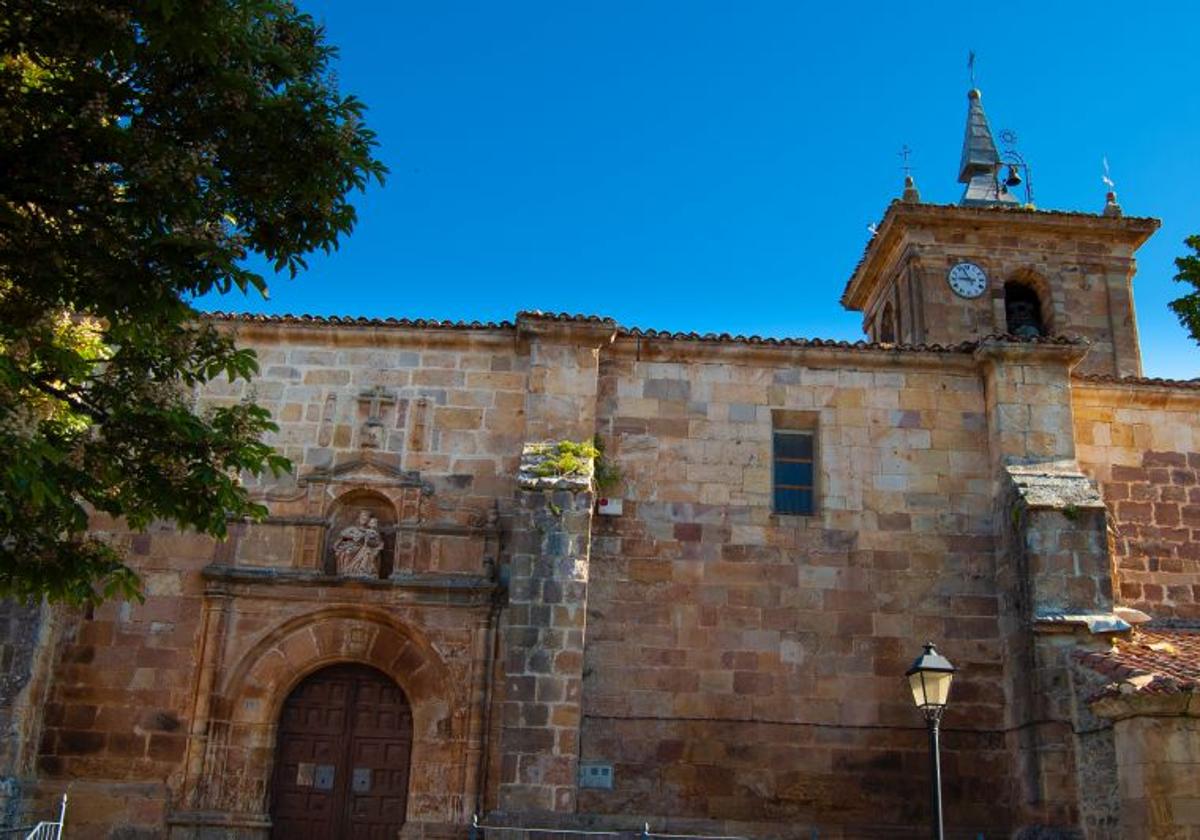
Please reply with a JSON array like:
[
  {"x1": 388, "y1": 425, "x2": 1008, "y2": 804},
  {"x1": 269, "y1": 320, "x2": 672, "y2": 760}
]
[{"x1": 3, "y1": 88, "x2": 1200, "y2": 839}]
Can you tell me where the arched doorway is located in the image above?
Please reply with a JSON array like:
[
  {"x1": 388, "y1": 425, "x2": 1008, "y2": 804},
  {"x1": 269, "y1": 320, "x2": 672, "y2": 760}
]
[{"x1": 270, "y1": 663, "x2": 412, "y2": 839}]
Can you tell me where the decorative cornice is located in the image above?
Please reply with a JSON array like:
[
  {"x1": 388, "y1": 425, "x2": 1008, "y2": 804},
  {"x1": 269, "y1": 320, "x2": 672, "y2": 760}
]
[{"x1": 842, "y1": 201, "x2": 1160, "y2": 311}]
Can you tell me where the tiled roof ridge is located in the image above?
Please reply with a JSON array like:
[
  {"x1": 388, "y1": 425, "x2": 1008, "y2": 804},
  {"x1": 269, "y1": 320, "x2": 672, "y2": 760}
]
[
  {"x1": 516, "y1": 310, "x2": 617, "y2": 325},
  {"x1": 883, "y1": 199, "x2": 1159, "y2": 224},
  {"x1": 205, "y1": 309, "x2": 620, "y2": 330},
  {"x1": 1074, "y1": 627, "x2": 1200, "y2": 699},
  {"x1": 204, "y1": 311, "x2": 1092, "y2": 354},
  {"x1": 619, "y1": 328, "x2": 1085, "y2": 353},
  {"x1": 619, "y1": 324, "x2": 969, "y2": 352},
  {"x1": 205, "y1": 311, "x2": 518, "y2": 330},
  {"x1": 1074, "y1": 373, "x2": 1200, "y2": 390}
]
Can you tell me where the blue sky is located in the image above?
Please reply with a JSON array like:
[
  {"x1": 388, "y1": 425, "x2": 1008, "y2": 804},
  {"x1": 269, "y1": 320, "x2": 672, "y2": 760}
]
[{"x1": 199, "y1": 1, "x2": 1200, "y2": 378}]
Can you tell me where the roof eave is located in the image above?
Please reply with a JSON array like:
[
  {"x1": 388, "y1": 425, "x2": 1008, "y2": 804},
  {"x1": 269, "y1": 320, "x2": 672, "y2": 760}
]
[{"x1": 842, "y1": 203, "x2": 1162, "y2": 312}]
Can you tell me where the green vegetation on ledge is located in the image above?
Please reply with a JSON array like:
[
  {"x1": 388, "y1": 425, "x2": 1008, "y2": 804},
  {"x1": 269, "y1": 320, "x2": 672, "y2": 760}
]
[{"x1": 529, "y1": 437, "x2": 622, "y2": 493}]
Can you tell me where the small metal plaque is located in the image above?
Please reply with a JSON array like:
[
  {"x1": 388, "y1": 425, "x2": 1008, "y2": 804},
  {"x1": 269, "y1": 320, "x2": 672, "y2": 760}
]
[
  {"x1": 296, "y1": 762, "x2": 315, "y2": 787},
  {"x1": 579, "y1": 762, "x2": 614, "y2": 790},
  {"x1": 352, "y1": 767, "x2": 372, "y2": 793},
  {"x1": 314, "y1": 764, "x2": 336, "y2": 791}
]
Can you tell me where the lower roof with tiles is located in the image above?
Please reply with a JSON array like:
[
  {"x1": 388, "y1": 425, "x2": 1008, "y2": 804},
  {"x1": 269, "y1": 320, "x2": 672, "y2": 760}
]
[{"x1": 1075, "y1": 628, "x2": 1200, "y2": 698}]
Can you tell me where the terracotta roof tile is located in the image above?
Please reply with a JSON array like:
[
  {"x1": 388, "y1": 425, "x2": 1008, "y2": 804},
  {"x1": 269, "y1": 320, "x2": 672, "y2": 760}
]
[
  {"x1": 1074, "y1": 628, "x2": 1200, "y2": 698},
  {"x1": 617, "y1": 327, "x2": 975, "y2": 353},
  {"x1": 1073, "y1": 373, "x2": 1200, "y2": 391},
  {"x1": 204, "y1": 311, "x2": 516, "y2": 330},
  {"x1": 204, "y1": 310, "x2": 1090, "y2": 356},
  {"x1": 516, "y1": 310, "x2": 617, "y2": 325}
]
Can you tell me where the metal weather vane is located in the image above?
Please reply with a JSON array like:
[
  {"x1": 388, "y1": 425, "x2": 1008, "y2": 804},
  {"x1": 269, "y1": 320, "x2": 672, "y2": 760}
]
[{"x1": 1102, "y1": 156, "x2": 1116, "y2": 191}]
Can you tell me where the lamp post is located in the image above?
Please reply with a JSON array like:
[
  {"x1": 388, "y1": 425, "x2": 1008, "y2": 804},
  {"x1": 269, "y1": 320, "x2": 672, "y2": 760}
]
[{"x1": 906, "y1": 642, "x2": 956, "y2": 840}]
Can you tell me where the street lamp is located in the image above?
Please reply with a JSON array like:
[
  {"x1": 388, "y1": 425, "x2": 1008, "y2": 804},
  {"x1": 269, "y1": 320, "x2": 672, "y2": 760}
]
[{"x1": 906, "y1": 642, "x2": 956, "y2": 840}]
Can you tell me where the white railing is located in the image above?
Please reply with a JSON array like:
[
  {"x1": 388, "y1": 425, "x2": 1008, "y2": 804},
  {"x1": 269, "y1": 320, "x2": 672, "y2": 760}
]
[
  {"x1": 23, "y1": 794, "x2": 66, "y2": 840},
  {"x1": 470, "y1": 816, "x2": 751, "y2": 840}
]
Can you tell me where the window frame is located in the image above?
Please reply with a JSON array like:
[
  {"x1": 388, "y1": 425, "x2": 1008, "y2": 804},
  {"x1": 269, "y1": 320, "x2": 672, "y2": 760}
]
[{"x1": 771, "y1": 427, "x2": 817, "y2": 517}]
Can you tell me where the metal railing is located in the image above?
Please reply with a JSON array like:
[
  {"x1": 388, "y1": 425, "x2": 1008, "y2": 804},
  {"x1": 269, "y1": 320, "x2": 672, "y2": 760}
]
[
  {"x1": 471, "y1": 815, "x2": 750, "y2": 840},
  {"x1": 471, "y1": 816, "x2": 992, "y2": 840},
  {"x1": 17, "y1": 795, "x2": 66, "y2": 840}
]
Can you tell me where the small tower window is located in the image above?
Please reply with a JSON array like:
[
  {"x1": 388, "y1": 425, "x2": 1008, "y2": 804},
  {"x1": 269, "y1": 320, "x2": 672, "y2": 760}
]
[
  {"x1": 1004, "y1": 282, "x2": 1045, "y2": 338},
  {"x1": 879, "y1": 302, "x2": 896, "y2": 344}
]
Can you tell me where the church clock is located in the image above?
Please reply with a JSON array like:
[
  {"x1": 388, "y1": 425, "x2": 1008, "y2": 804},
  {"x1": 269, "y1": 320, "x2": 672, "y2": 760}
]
[{"x1": 947, "y1": 261, "x2": 988, "y2": 298}]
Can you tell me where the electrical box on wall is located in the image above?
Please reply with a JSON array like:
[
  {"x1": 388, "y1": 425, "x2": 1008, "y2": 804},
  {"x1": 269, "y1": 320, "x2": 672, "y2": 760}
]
[
  {"x1": 578, "y1": 762, "x2": 614, "y2": 789},
  {"x1": 596, "y1": 497, "x2": 623, "y2": 516}
]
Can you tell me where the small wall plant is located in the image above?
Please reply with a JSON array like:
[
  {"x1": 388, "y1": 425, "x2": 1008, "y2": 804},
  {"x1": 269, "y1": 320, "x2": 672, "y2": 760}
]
[{"x1": 528, "y1": 437, "x2": 621, "y2": 492}]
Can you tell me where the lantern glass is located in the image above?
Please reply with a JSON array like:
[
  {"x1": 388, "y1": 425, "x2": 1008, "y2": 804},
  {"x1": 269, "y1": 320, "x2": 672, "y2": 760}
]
[{"x1": 909, "y1": 669, "x2": 953, "y2": 709}]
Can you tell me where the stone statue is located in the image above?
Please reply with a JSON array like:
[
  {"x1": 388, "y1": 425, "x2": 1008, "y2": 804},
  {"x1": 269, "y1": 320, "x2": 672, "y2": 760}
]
[{"x1": 332, "y1": 510, "x2": 384, "y2": 578}]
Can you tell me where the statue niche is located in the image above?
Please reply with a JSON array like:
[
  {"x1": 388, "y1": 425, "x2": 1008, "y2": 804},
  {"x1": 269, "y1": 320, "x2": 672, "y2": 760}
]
[{"x1": 326, "y1": 492, "x2": 396, "y2": 578}]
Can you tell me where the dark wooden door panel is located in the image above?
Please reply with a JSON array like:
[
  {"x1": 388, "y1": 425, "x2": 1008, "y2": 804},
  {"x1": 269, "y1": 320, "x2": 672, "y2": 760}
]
[{"x1": 270, "y1": 664, "x2": 413, "y2": 840}]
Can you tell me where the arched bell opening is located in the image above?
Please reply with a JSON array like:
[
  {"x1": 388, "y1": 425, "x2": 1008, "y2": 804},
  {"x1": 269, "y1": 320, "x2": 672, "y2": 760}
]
[
  {"x1": 879, "y1": 302, "x2": 897, "y2": 344},
  {"x1": 1004, "y1": 280, "x2": 1046, "y2": 338}
]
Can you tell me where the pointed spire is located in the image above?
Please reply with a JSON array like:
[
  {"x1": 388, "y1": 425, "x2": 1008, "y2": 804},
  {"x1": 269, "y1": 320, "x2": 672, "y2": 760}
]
[{"x1": 958, "y1": 89, "x2": 1019, "y2": 207}]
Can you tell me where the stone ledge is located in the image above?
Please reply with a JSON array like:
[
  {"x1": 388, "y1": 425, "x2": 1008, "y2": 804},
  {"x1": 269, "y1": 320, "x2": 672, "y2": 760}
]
[
  {"x1": 518, "y1": 443, "x2": 594, "y2": 493},
  {"x1": 1090, "y1": 690, "x2": 1200, "y2": 721},
  {"x1": 1035, "y1": 611, "x2": 1132, "y2": 635},
  {"x1": 167, "y1": 810, "x2": 272, "y2": 829},
  {"x1": 202, "y1": 565, "x2": 497, "y2": 605},
  {"x1": 975, "y1": 337, "x2": 1091, "y2": 369},
  {"x1": 1007, "y1": 466, "x2": 1106, "y2": 511}
]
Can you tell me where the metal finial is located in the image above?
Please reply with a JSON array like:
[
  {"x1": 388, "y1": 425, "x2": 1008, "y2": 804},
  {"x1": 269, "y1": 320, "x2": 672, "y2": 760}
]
[
  {"x1": 968, "y1": 50, "x2": 976, "y2": 89},
  {"x1": 899, "y1": 144, "x2": 913, "y2": 179}
]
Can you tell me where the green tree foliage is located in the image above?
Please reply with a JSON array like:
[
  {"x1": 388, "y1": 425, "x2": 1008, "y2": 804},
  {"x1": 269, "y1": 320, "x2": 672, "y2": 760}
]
[
  {"x1": 1171, "y1": 235, "x2": 1200, "y2": 346},
  {"x1": 0, "y1": 1, "x2": 386, "y2": 604}
]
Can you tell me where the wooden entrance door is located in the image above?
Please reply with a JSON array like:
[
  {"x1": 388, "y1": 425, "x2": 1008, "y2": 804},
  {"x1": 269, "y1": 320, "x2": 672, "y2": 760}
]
[{"x1": 270, "y1": 664, "x2": 412, "y2": 839}]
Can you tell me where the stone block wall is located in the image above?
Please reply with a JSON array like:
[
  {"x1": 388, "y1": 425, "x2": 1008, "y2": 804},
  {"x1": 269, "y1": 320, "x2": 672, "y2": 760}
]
[
  {"x1": 497, "y1": 476, "x2": 593, "y2": 815},
  {"x1": 1110, "y1": 715, "x2": 1200, "y2": 839},
  {"x1": 220, "y1": 323, "x2": 530, "y2": 503},
  {"x1": 11, "y1": 313, "x2": 1200, "y2": 838},
  {"x1": 1074, "y1": 381, "x2": 1200, "y2": 619},
  {"x1": 19, "y1": 322, "x2": 543, "y2": 838},
  {"x1": 579, "y1": 340, "x2": 1016, "y2": 835},
  {"x1": 0, "y1": 601, "x2": 61, "y2": 829}
]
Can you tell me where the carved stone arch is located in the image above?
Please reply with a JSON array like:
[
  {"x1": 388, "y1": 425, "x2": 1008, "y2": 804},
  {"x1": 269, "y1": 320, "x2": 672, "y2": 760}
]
[
  {"x1": 220, "y1": 607, "x2": 453, "y2": 730},
  {"x1": 193, "y1": 608, "x2": 459, "y2": 821},
  {"x1": 1006, "y1": 267, "x2": 1057, "y2": 336}
]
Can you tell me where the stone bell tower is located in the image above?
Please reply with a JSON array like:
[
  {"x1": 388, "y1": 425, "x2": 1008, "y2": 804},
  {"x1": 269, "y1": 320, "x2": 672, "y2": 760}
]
[{"x1": 841, "y1": 86, "x2": 1158, "y2": 378}]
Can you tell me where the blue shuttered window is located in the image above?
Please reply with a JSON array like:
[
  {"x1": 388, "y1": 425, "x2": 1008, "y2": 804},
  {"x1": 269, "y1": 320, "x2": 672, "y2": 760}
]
[{"x1": 773, "y1": 430, "x2": 814, "y2": 515}]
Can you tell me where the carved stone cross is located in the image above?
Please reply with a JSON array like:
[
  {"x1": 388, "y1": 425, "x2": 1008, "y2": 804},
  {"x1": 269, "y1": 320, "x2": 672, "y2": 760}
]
[{"x1": 357, "y1": 386, "x2": 396, "y2": 449}]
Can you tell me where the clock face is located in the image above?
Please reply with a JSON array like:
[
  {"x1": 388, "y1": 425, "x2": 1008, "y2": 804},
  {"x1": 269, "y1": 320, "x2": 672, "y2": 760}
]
[{"x1": 947, "y1": 262, "x2": 988, "y2": 299}]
